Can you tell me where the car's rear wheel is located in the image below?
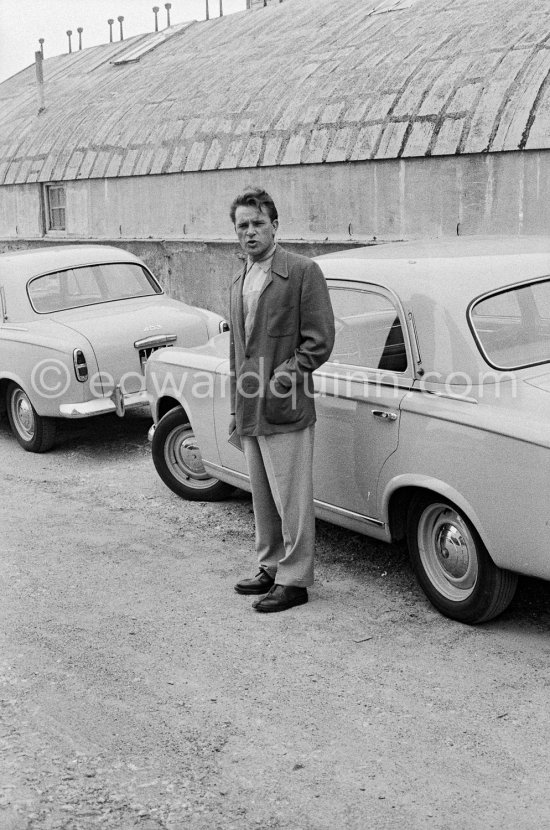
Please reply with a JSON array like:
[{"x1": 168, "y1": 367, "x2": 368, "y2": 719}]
[
  {"x1": 151, "y1": 407, "x2": 233, "y2": 501},
  {"x1": 6, "y1": 383, "x2": 57, "y2": 453},
  {"x1": 406, "y1": 493, "x2": 518, "y2": 624}
]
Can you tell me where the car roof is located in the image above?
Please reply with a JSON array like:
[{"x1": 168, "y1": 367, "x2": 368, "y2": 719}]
[
  {"x1": 316, "y1": 236, "x2": 550, "y2": 302},
  {"x1": 317, "y1": 236, "x2": 550, "y2": 382},
  {"x1": 0, "y1": 245, "x2": 143, "y2": 281}
]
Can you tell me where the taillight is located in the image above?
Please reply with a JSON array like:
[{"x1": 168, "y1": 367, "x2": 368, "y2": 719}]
[
  {"x1": 219, "y1": 320, "x2": 230, "y2": 332},
  {"x1": 73, "y1": 349, "x2": 88, "y2": 382}
]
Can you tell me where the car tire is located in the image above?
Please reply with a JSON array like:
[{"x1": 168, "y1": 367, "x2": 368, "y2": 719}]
[
  {"x1": 6, "y1": 382, "x2": 57, "y2": 453},
  {"x1": 406, "y1": 493, "x2": 518, "y2": 624},
  {"x1": 151, "y1": 407, "x2": 233, "y2": 501}
]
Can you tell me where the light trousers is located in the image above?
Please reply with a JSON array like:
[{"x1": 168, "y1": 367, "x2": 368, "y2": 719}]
[{"x1": 241, "y1": 426, "x2": 315, "y2": 587}]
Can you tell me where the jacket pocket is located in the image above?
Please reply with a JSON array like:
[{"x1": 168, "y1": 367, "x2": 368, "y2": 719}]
[
  {"x1": 265, "y1": 378, "x2": 303, "y2": 424},
  {"x1": 267, "y1": 306, "x2": 296, "y2": 337}
]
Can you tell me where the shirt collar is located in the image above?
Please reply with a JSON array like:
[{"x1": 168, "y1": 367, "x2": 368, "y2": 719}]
[{"x1": 247, "y1": 243, "x2": 277, "y2": 273}]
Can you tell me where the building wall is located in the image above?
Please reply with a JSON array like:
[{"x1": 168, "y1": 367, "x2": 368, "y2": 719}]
[{"x1": 1, "y1": 151, "x2": 549, "y2": 315}]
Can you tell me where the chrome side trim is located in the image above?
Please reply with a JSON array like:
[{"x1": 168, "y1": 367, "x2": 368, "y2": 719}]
[
  {"x1": 205, "y1": 460, "x2": 249, "y2": 484},
  {"x1": 0, "y1": 286, "x2": 7, "y2": 322},
  {"x1": 413, "y1": 388, "x2": 479, "y2": 404},
  {"x1": 315, "y1": 371, "x2": 413, "y2": 391},
  {"x1": 203, "y1": 461, "x2": 252, "y2": 493},
  {"x1": 313, "y1": 498, "x2": 385, "y2": 527},
  {"x1": 206, "y1": 461, "x2": 386, "y2": 528}
]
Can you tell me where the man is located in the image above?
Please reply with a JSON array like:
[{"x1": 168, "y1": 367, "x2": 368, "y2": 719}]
[{"x1": 229, "y1": 187, "x2": 335, "y2": 613}]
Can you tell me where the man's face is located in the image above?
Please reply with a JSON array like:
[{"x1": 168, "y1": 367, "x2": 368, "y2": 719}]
[{"x1": 234, "y1": 204, "x2": 278, "y2": 261}]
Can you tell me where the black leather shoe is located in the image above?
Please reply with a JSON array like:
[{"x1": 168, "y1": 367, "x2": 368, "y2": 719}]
[
  {"x1": 252, "y1": 584, "x2": 308, "y2": 613},
  {"x1": 234, "y1": 569, "x2": 275, "y2": 595}
]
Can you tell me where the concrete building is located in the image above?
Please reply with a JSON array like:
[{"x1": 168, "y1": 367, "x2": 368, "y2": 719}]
[{"x1": 1, "y1": 0, "x2": 549, "y2": 313}]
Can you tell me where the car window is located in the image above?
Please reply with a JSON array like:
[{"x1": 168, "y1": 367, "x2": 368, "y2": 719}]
[
  {"x1": 28, "y1": 263, "x2": 161, "y2": 313},
  {"x1": 470, "y1": 278, "x2": 550, "y2": 369},
  {"x1": 327, "y1": 287, "x2": 407, "y2": 371}
]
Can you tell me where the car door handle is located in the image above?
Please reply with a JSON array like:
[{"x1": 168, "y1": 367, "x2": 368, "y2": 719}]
[{"x1": 372, "y1": 409, "x2": 398, "y2": 421}]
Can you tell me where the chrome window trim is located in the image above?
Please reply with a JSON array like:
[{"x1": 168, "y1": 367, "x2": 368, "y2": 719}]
[
  {"x1": 325, "y1": 278, "x2": 417, "y2": 380},
  {"x1": 26, "y1": 261, "x2": 163, "y2": 314},
  {"x1": 467, "y1": 274, "x2": 550, "y2": 371}
]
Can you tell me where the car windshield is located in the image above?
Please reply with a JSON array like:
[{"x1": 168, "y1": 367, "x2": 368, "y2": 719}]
[
  {"x1": 28, "y1": 262, "x2": 162, "y2": 313},
  {"x1": 470, "y1": 278, "x2": 550, "y2": 369}
]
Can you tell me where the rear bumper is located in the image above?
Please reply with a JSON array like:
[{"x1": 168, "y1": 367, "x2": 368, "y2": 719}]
[{"x1": 58, "y1": 388, "x2": 149, "y2": 418}]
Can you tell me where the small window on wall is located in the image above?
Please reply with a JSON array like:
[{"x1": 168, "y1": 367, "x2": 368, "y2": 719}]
[{"x1": 44, "y1": 183, "x2": 66, "y2": 231}]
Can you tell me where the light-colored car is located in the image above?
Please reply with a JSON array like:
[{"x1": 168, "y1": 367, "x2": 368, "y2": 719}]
[
  {"x1": 0, "y1": 245, "x2": 227, "y2": 452},
  {"x1": 146, "y1": 237, "x2": 550, "y2": 624}
]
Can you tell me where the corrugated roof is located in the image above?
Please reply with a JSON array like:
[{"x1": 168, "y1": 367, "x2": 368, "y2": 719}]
[{"x1": 1, "y1": 0, "x2": 550, "y2": 185}]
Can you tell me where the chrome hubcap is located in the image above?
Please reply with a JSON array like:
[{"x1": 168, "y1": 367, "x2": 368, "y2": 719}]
[
  {"x1": 435, "y1": 522, "x2": 469, "y2": 579},
  {"x1": 417, "y1": 504, "x2": 478, "y2": 601},
  {"x1": 12, "y1": 389, "x2": 35, "y2": 440},
  {"x1": 164, "y1": 425, "x2": 217, "y2": 490}
]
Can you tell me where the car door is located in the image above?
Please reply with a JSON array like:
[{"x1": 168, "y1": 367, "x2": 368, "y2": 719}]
[{"x1": 313, "y1": 281, "x2": 414, "y2": 523}]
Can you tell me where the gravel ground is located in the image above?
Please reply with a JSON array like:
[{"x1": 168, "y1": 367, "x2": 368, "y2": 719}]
[{"x1": 2, "y1": 407, "x2": 550, "y2": 830}]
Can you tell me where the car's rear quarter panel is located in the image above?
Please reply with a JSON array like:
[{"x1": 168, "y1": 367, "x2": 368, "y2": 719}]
[
  {"x1": 381, "y1": 391, "x2": 550, "y2": 580},
  {"x1": 0, "y1": 323, "x2": 98, "y2": 416}
]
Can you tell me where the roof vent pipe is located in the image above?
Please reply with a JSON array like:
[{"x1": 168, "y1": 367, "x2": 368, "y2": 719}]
[
  {"x1": 77, "y1": 27, "x2": 83, "y2": 50},
  {"x1": 118, "y1": 15, "x2": 124, "y2": 40},
  {"x1": 108, "y1": 18, "x2": 114, "y2": 41},
  {"x1": 153, "y1": 6, "x2": 159, "y2": 31},
  {"x1": 35, "y1": 50, "x2": 45, "y2": 113},
  {"x1": 66, "y1": 30, "x2": 73, "y2": 53},
  {"x1": 38, "y1": 38, "x2": 44, "y2": 56},
  {"x1": 164, "y1": 3, "x2": 171, "y2": 27},
  {"x1": 219, "y1": 0, "x2": 223, "y2": 15},
  {"x1": 205, "y1": 0, "x2": 209, "y2": 19}
]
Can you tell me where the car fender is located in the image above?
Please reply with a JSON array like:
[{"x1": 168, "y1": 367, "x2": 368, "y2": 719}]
[
  {"x1": 0, "y1": 362, "x2": 72, "y2": 417},
  {"x1": 0, "y1": 369, "x2": 31, "y2": 411},
  {"x1": 0, "y1": 344, "x2": 94, "y2": 417},
  {"x1": 380, "y1": 472, "x2": 492, "y2": 553},
  {"x1": 150, "y1": 383, "x2": 222, "y2": 470},
  {"x1": 146, "y1": 335, "x2": 229, "y2": 421}
]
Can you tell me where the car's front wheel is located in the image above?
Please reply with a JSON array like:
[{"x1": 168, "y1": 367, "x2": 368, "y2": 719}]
[
  {"x1": 406, "y1": 494, "x2": 518, "y2": 624},
  {"x1": 151, "y1": 407, "x2": 233, "y2": 501},
  {"x1": 6, "y1": 383, "x2": 57, "y2": 453}
]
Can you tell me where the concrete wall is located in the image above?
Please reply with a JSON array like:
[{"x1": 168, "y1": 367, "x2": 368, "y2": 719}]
[
  {"x1": 1, "y1": 150, "x2": 550, "y2": 315},
  {"x1": 0, "y1": 238, "x2": 352, "y2": 319}
]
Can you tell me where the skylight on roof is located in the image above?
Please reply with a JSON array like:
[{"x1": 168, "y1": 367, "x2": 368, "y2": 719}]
[{"x1": 111, "y1": 21, "x2": 194, "y2": 66}]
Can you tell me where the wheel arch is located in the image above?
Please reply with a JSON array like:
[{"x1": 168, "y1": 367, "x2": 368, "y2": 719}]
[
  {"x1": 0, "y1": 377, "x2": 10, "y2": 415},
  {"x1": 155, "y1": 395, "x2": 189, "y2": 423},
  {"x1": 0, "y1": 371, "x2": 56, "y2": 416},
  {"x1": 384, "y1": 476, "x2": 492, "y2": 556}
]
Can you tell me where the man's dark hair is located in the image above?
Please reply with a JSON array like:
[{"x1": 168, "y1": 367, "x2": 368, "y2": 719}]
[{"x1": 229, "y1": 187, "x2": 278, "y2": 225}]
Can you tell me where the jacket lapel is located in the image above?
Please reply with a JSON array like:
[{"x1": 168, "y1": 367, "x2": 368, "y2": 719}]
[
  {"x1": 255, "y1": 245, "x2": 288, "y2": 304},
  {"x1": 234, "y1": 246, "x2": 289, "y2": 347},
  {"x1": 269, "y1": 245, "x2": 289, "y2": 282},
  {"x1": 232, "y1": 264, "x2": 246, "y2": 347}
]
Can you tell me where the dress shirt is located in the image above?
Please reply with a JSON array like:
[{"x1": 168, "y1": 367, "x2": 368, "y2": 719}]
[{"x1": 242, "y1": 244, "x2": 276, "y2": 341}]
